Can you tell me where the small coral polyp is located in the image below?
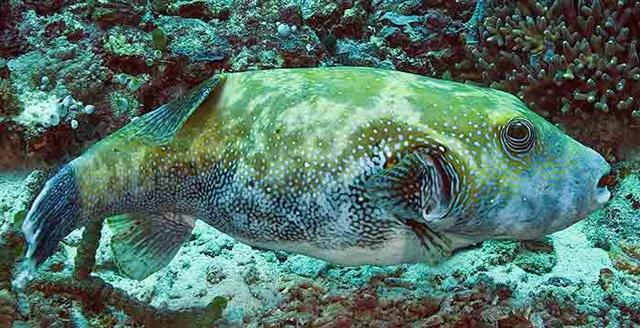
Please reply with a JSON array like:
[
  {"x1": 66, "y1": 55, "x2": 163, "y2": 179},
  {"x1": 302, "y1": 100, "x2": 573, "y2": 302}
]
[{"x1": 474, "y1": 0, "x2": 640, "y2": 121}]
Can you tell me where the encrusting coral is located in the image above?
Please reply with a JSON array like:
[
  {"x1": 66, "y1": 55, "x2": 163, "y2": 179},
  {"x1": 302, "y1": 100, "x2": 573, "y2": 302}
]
[{"x1": 468, "y1": 0, "x2": 640, "y2": 159}]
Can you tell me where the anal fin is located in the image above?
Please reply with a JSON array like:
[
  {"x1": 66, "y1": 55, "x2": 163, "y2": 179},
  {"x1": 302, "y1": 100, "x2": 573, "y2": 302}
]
[{"x1": 107, "y1": 212, "x2": 196, "y2": 280}]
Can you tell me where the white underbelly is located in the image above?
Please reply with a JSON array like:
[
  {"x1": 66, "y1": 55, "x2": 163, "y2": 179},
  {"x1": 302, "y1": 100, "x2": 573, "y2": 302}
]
[{"x1": 234, "y1": 233, "x2": 434, "y2": 266}]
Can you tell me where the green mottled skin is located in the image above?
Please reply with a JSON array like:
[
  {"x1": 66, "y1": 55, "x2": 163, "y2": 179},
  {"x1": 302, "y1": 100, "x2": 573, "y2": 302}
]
[
  {"x1": 78, "y1": 67, "x2": 526, "y2": 206},
  {"x1": 49, "y1": 67, "x2": 610, "y2": 267}
]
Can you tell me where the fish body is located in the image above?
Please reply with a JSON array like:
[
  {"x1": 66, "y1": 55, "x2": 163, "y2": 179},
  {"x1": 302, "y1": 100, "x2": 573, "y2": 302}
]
[{"x1": 19, "y1": 67, "x2": 611, "y2": 280}]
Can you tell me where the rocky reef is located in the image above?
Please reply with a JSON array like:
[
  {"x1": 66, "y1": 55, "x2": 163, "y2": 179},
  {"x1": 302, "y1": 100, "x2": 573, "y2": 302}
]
[
  {"x1": 1, "y1": 0, "x2": 638, "y2": 170},
  {"x1": 1, "y1": 0, "x2": 639, "y2": 326}
]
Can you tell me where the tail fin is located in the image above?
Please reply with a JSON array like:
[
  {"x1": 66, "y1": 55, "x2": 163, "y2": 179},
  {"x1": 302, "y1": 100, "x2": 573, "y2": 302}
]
[{"x1": 21, "y1": 165, "x2": 82, "y2": 266}]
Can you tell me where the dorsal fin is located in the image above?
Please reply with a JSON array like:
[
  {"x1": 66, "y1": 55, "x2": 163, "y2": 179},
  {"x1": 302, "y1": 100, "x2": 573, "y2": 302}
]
[{"x1": 123, "y1": 74, "x2": 225, "y2": 144}]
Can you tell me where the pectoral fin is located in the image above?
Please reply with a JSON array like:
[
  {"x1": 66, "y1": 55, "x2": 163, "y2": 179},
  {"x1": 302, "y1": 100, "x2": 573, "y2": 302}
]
[
  {"x1": 365, "y1": 153, "x2": 434, "y2": 219},
  {"x1": 364, "y1": 151, "x2": 453, "y2": 263},
  {"x1": 107, "y1": 212, "x2": 196, "y2": 280}
]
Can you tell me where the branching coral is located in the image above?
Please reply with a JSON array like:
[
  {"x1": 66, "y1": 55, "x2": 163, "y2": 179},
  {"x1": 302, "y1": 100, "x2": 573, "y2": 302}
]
[
  {"x1": 20, "y1": 217, "x2": 228, "y2": 327},
  {"x1": 27, "y1": 274, "x2": 228, "y2": 327},
  {"x1": 470, "y1": 0, "x2": 640, "y2": 158}
]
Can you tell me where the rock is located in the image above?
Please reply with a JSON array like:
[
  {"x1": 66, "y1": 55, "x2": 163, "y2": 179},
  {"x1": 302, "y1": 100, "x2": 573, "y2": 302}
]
[
  {"x1": 154, "y1": 0, "x2": 231, "y2": 21},
  {"x1": 283, "y1": 255, "x2": 329, "y2": 279},
  {"x1": 279, "y1": 4, "x2": 304, "y2": 27},
  {"x1": 514, "y1": 252, "x2": 557, "y2": 275},
  {"x1": 206, "y1": 266, "x2": 226, "y2": 285},
  {"x1": 91, "y1": 0, "x2": 146, "y2": 28},
  {"x1": 23, "y1": 0, "x2": 65, "y2": 16},
  {"x1": 83, "y1": 105, "x2": 95, "y2": 115},
  {"x1": 0, "y1": 78, "x2": 21, "y2": 117}
]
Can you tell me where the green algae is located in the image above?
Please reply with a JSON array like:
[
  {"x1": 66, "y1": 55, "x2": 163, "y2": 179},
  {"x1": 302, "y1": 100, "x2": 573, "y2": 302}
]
[
  {"x1": 104, "y1": 33, "x2": 146, "y2": 57},
  {"x1": 151, "y1": 28, "x2": 169, "y2": 51}
]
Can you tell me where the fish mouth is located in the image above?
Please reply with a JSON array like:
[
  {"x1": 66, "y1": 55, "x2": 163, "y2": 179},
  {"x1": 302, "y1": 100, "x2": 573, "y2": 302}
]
[
  {"x1": 595, "y1": 187, "x2": 611, "y2": 205},
  {"x1": 595, "y1": 168, "x2": 613, "y2": 206}
]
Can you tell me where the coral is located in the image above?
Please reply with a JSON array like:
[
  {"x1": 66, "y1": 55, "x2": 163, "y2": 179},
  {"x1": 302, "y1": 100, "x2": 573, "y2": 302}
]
[
  {"x1": 0, "y1": 1, "x2": 28, "y2": 58},
  {"x1": 303, "y1": 0, "x2": 373, "y2": 44},
  {"x1": 283, "y1": 255, "x2": 329, "y2": 279},
  {"x1": 480, "y1": 238, "x2": 557, "y2": 274},
  {"x1": 1, "y1": 0, "x2": 639, "y2": 326},
  {"x1": 0, "y1": 77, "x2": 21, "y2": 117},
  {"x1": 23, "y1": 0, "x2": 65, "y2": 16},
  {"x1": 153, "y1": 0, "x2": 232, "y2": 21},
  {"x1": 91, "y1": 0, "x2": 146, "y2": 28},
  {"x1": 610, "y1": 241, "x2": 640, "y2": 275},
  {"x1": 598, "y1": 268, "x2": 640, "y2": 324},
  {"x1": 13, "y1": 213, "x2": 229, "y2": 327},
  {"x1": 255, "y1": 271, "x2": 533, "y2": 327},
  {"x1": 27, "y1": 274, "x2": 228, "y2": 327},
  {"x1": 514, "y1": 239, "x2": 557, "y2": 275},
  {"x1": 0, "y1": 229, "x2": 24, "y2": 290},
  {"x1": 533, "y1": 289, "x2": 588, "y2": 326},
  {"x1": 583, "y1": 161, "x2": 640, "y2": 250},
  {"x1": 469, "y1": 0, "x2": 640, "y2": 159}
]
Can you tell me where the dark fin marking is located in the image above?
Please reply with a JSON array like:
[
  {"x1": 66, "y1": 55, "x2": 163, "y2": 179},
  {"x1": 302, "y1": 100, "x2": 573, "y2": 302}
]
[
  {"x1": 22, "y1": 165, "x2": 82, "y2": 266},
  {"x1": 123, "y1": 74, "x2": 225, "y2": 145},
  {"x1": 365, "y1": 151, "x2": 454, "y2": 263},
  {"x1": 406, "y1": 218, "x2": 452, "y2": 259},
  {"x1": 108, "y1": 212, "x2": 195, "y2": 280},
  {"x1": 365, "y1": 153, "x2": 433, "y2": 220}
]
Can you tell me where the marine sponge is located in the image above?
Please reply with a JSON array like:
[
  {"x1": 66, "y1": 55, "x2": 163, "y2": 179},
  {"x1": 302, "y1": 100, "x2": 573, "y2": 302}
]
[{"x1": 470, "y1": 0, "x2": 640, "y2": 158}]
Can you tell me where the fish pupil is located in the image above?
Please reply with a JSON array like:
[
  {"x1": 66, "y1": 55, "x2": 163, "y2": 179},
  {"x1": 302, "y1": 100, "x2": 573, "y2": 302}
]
[
  {"x1": 507, "y1": 122, "x2": 529, "y2": 140},
  {"x1": 502, "y1": 118, "x2": 535, "y2": 154}
]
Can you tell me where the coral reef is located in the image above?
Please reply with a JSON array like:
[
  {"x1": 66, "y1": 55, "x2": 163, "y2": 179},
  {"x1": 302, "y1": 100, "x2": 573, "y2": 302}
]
[
  {"x1": 2, "y1": 0, "x2": 639, "y2": 168},
  {"x1": 0, "y1": 0, "x2": 639, "y2": 326},
  {"x1": 0, "y1": 0, "x2": 481, "y2": 169},
  {"x1": 468, "y1": 0, "x2": 640, "y2": 159}
]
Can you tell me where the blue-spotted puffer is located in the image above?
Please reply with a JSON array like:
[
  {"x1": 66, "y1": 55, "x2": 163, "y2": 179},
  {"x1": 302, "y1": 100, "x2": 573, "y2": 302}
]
[{"x1": 17, "y1": 67, "x2": 610, "y2": 282}]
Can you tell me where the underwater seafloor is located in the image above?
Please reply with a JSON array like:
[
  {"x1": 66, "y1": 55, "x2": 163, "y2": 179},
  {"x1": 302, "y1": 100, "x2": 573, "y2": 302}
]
[{"x1": 1, "y1": 0, "x2": 640, "y2": 327}]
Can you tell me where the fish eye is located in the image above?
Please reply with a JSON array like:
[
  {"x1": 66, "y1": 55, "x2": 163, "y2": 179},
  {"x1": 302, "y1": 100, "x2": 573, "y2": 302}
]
[{"x1": 502, "y1": 118, "x2": 535, "y2": 154}]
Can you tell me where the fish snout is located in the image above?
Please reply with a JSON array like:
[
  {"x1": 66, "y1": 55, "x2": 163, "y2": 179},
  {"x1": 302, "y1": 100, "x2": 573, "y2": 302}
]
[{"x1": 544, "y1": 151, "x2": 611, "y2": 235}]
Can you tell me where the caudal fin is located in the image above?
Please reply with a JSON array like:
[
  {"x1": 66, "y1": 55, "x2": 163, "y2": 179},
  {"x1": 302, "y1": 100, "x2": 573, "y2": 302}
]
[{"x1": 21, "y1": 165, "x2": 83, "y2": 267}]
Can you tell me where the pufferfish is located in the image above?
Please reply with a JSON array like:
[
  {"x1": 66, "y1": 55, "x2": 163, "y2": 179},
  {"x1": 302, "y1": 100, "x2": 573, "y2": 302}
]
[{"x1": 17, "y1": 67, "x2": 611, "y2": 282}]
